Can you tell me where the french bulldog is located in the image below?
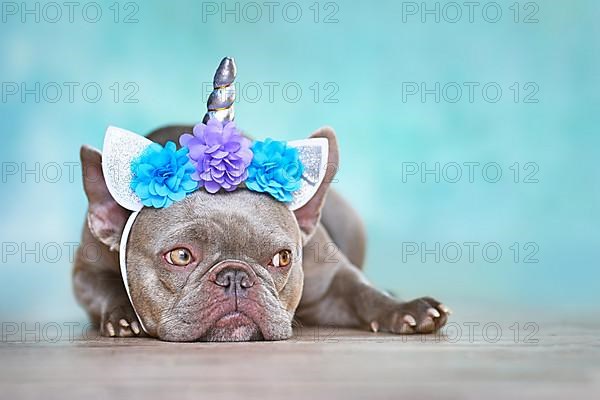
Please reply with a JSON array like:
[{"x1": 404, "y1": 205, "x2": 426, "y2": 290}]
[{"x1": 73, "y1": 124, "x2": 450, "y2": 342}]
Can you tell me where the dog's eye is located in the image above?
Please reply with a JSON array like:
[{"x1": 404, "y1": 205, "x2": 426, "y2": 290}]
[
  {"x1": 165, "y1": 248, "x2": 193, "y2": 267},
  {"x1": 271, "y1": 250, "x2": 292, "y2": 268}
]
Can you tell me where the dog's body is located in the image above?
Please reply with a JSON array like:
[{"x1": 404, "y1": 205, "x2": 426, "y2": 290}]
[{"x1": 73, "y1": 125, "x2": 449, "y2": 341}]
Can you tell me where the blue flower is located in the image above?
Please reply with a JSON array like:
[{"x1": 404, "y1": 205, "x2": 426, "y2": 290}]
[
  {"x1": 130, "y1": 141, "x2": 199, "y2": 208},
  {"x1": 245, "y1": 139, "x2": 304, "y2": 202}
]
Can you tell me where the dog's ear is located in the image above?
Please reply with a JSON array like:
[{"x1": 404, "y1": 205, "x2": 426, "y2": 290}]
[
  {"x1": 80, "y1": 145, "x2": 129, "y2": 251},
  {"x1": 293, "y1": 127, "x2": 339, "y2": 240}
]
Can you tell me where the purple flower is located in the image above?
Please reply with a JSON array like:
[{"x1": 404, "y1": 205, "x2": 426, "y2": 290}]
[{"x1": 179, "y1": 119, "x2": 253, "y2": 193}]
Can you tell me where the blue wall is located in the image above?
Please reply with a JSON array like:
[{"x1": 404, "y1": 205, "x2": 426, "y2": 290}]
[{"x1": 1, "y1": 0, "x2": 598, "y2": 321}]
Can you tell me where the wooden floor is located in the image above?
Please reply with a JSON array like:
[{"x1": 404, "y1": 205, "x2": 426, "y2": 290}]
[{"x1": 1, "y1": 321, "x2": 599, "y2": 400}]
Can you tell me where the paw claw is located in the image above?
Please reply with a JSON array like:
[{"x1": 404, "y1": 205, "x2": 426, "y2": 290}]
[
  {"x1": 439, "y1": 304, "x2": 452, "y2": 315},
  {"x1": 106, "y1": 322, "x2": 116, "y2": 337},
  {"x1": 403, "y1": 314, "x2": 417, "y2": 327},
  {"x1": 101, "y1": 303, "x2": 141, "y2": 338},
  {"x1": 370, "y1": 321, "x2": 379, "y2": 333},
  {"x1": 375, "y1": 297, "x2": 449, "y2": 335},
  {"x1": 427, "y1": 308, "x2": 441, "y2": 318},
  {"x1": 131, "y1": 321, "x2": 141, "y2": 335},
  {"x1": 120, "y1": 325, "x2": 138, "y2": 337}
]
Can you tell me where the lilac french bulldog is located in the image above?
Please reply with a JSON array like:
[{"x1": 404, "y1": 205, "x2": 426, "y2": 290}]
[{"x1": 72, "y1": 58, "x2": 450, "y2": 341}]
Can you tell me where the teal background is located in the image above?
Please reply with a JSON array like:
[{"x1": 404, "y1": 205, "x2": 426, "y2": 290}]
[{"x1": 0, "y1": 0, "x2": 598, "y2": 322}]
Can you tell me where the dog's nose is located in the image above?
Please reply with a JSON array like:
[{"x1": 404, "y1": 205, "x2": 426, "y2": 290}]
[{"x1": 213, "y1": 264, "x2": 255, "y2": 296}]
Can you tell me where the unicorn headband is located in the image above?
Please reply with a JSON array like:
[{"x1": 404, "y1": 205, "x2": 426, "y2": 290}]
[{"x1": 102, "y1": 57, "x2": 328, "y2": 332}]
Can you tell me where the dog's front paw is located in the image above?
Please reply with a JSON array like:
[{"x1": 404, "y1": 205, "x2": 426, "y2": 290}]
[
  {"x1": 100, "y1": 303, "x2": 142, "y2": 337},
  {"x1": 371, "y1": 297, "x2": 451, "y2": 334}
]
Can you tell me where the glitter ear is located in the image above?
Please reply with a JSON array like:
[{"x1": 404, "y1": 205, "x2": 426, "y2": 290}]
[
  {"x1": 102, "y1": 126, "x2": 153, "y2": 212},
  {"x1": 286, "y1": 138, "x2": 329, "y2": 211}
]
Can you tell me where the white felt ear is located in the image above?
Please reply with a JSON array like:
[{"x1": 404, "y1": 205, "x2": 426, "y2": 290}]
[
  {"x1": 102, "y1": 126, "x2": 153, "y2": 212},
  {"x1": 287, "y1": 138, "x2": 329, "y2": 211}
]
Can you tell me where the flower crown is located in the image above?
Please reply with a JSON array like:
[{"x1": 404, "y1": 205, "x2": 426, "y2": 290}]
[
  {"x1": 128, "y1": 118, "x2": 305, "y2": 209},
  {"x1": 102, "y1": 57, "x2": 329, "y2": 213}
]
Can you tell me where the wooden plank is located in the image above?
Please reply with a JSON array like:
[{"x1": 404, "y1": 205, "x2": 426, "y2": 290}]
[{"x1": 1, "y1": 325, "x2": 599, "y2": 399}]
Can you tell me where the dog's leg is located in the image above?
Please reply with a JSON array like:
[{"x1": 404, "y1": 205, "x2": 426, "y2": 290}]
[
  {"x1": 73, "y1": 229, "x2": 141, "y2": 337},
  {"x1": 297, "y1": 225, "x2": 450, "y2": 334},
  {"x1": 74, "y1": 145, "x2": 141, "y2": 337},
  {"x1": 320, "y1": 189, "x2": 367, "y2": 269}
]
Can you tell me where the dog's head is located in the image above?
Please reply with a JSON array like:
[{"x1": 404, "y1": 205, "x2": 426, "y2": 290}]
[{"x1": 79, "y1": 127, "x2": 338, "y2": 341}]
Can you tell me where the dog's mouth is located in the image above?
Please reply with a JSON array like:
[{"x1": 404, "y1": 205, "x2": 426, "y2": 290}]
[
  {"x1": 153, "y1": 284, "x2": 293, "y2": 342},
  {"x1": 200, "y1": 311, "x2": 264, "y2": 342},
  {"x1": 213, "y1": 311, "x2": 252, "y2": 328}
]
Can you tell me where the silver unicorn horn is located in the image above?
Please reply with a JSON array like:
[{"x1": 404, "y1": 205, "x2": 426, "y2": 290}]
[{"x1": 203, "y1": 57, "x2": 237, "y2": 124}]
